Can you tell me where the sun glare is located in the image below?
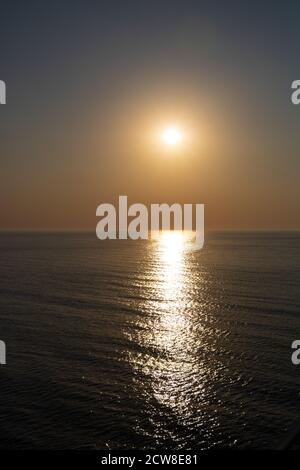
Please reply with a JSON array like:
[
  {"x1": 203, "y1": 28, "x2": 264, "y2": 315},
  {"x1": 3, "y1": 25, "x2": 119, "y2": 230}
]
[{"x1": 161, "y1": 126, "x2": 183, "y2": 146}]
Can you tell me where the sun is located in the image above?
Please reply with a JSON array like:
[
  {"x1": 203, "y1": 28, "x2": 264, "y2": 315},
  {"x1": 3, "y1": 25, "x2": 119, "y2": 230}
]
[{"x1": 161, "y1": 126, "x2": 183, "y2": 146}]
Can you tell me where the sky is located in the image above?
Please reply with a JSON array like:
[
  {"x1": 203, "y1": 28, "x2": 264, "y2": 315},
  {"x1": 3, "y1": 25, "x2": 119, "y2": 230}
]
[{"x1": 0, "y1": 0, "x2": 299, "y2": 230}]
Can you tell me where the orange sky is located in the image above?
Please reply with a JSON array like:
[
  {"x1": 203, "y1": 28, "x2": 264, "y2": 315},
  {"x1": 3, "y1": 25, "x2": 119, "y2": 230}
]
[{"x1": 1, "y1": 3, "x2": 299, "y2": 231}]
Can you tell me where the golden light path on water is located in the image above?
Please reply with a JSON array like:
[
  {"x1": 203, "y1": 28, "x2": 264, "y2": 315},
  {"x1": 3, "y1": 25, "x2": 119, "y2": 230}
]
[
  {"x1": 152, "y1": 231, "x2": 191, "y2": 350},
  {"x1": 125, "y1": 231, "x2": 221, "y2": 446},
  {"x1": 145, "y1": 231, "x2": 200, "y2": 412}
]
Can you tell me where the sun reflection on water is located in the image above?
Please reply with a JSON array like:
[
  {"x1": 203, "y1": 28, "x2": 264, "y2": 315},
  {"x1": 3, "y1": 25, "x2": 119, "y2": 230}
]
[
  {"x1": 124, "y1": 230, "x2": 220, "y2": 445},
  {"x1": 156, "y1": 230, "x2": 186, "y2": 303},
  {"x1": 131, "y1": 232, "x2": 200, "y2": 401}
]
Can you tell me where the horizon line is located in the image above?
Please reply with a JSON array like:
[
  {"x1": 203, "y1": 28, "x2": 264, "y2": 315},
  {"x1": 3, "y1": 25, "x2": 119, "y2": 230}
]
[{"x1": 0, "y1": 229, "x2": 300, "y2": 234}]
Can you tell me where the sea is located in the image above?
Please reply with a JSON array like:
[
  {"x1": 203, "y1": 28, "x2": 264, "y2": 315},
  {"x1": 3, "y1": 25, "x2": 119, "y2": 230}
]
[{"x1": 0, "y1": 231, "x2": 299, "y2": 449}]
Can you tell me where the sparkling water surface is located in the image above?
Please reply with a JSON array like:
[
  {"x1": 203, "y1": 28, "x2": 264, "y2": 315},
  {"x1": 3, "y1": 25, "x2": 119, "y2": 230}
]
[{"x1": 0, "y1": 232, "x2": 299, "y2": 449}]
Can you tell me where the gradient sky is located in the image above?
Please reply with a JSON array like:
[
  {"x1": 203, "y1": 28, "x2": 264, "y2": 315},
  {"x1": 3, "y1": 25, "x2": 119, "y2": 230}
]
[{"x1": 1, "y1": 0, "x2": 299, "y2": 230}]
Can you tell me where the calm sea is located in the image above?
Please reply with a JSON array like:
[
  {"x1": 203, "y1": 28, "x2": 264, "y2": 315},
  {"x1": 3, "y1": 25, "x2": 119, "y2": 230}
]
[{"x1": 0, "y1": 231, "x2": 299, "y2": 449}]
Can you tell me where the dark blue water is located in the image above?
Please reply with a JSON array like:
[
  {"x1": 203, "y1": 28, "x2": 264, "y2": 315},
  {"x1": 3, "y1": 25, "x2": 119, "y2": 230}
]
[{"x1": 0, "y1": 232, "x2": 299, "y2": 449}]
